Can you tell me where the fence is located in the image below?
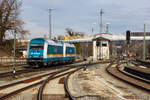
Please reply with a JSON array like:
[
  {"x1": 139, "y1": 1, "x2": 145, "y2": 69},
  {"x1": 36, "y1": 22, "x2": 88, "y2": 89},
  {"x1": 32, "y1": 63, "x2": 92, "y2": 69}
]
[{"x1": 0, "y1": 57, "x2": 26, "y2": 65}]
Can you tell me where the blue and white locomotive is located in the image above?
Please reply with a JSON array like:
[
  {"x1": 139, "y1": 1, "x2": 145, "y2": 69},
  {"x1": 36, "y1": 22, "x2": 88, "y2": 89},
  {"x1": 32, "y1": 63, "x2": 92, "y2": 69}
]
[{"x1": 27, "y1": 38, "x2": 75, "y2": 67}]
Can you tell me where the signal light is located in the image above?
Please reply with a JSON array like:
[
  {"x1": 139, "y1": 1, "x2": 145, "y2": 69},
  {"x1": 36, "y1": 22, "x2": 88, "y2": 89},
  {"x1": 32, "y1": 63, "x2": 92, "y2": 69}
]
[{"x1": 126, "y1": 30, "x2": 130, "y2": 44}]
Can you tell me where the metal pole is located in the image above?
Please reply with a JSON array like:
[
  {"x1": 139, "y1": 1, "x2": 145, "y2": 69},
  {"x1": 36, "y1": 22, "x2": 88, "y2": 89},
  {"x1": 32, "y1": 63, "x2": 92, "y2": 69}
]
[
  {"x1": 48, "y1": 8, "x2": 53, "y2": 39},
  {"x1": 127, "y1": 43, "x2": 129, "y2": 66},
  {"x1": 106, "y1": 23, "x2": 109, "y2": 34},
  {"x1": 100, "y1": 9, "x2": 104, "y2": 34},
  {"x1": 143, "y1": 24, "x2": 146, "y2": 60},
  {"x1": 97, "y1": 44, "x2": 99, "y2": 60},
  {"x1": 13, "y1": 0, "x2": 17, "y2": 75},
  {"x1": 92, "y1": 27, "x2": 94, "y2": 34},
  {"x1": 87, "y1": 43, "x2": 88, "y2": 58}
]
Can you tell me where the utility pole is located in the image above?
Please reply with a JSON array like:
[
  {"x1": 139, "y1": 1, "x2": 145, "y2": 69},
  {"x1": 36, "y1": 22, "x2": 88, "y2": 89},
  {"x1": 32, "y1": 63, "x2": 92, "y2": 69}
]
[
  {"x1": 106, "y1": 23, "x2": 110, "y2": 34},
  {"x1": 143, "y1": 24, "x2": 146, "y2": 60},
  {"x1": 92, "y1": 23, "x2": 96, "y2": 35},
  {"x1": 92, "y1": 27, "x2": 94, "y2": 34},
  {"x1": 99, "y1": 9, "x2": 104, "y2": 34},
  {"x1": 48, "y1": 8, "x2": 53, "y2": 39},
  {"x1": 13, "y1": 0, "x2": 17, "y2": 76}
]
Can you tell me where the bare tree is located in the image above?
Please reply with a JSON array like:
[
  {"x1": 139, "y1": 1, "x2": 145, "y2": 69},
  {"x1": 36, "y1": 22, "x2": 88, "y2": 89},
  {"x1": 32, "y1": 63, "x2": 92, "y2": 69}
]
[
  {"x1": 65, "y1": 28, "x2": 84, "y2": 37},
  {"x1": 65, "y1": 28, "x2": 74, "y2": 36},
  {"x1": 0, "y1": 0, "x2": 28, "y2": 44}
]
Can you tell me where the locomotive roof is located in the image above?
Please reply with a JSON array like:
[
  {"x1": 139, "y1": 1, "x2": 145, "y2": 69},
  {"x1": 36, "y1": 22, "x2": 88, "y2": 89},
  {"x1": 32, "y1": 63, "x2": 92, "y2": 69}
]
[
  {"x1": 30, "y1": 38, "x2": 75, "y2": 47},
  {"x1": 46, "y1": 39, "x2": 75, "y2": 47},
  {"x1": 65, "y1": 43, "x2": 75, "y2": 47},
  {"x1": 46, "y1": 39, "x2": 63, "y2": 46}
]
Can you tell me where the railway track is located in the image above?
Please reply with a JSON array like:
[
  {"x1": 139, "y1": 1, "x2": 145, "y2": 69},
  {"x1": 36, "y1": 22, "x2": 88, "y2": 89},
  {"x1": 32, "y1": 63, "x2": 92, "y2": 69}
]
[
  {"x1": 106, "y1": 62, "x2": 150, "y2": 92},
  {"x1": 64, "y1": 69, "x2": 75, "y2": 100},
  {"x1": 0, "y1": 65, "x2": 83, "y2": 100},
  {"x1": 36, "y1": 61, "x2": 110, "y2": 100},
  {"x1": 0, "y1": 65, "x2": 62, "y2": 78},
  {"x1": 37, "y1": 66, "x2": 81, "y2": 100},
  {"x1": 0, "y1": 60, "x2": 110, "y2": 78},
  {"x1": 135, "y1": 58, "x2": 150, "y2": 68},
  {"x1": 63, "y1": 62, "x2": 113, "y2": 100},
  {"x1": 0, "y1": 60, "x2": 106, "y2": 100},
  {"x1": 0, "y1": 61, "x2": 83, "y2": 78},
  {"x1": 0, "y1": 60, "x2": 82, "y2": 70},
  {"x1": 131, "y1": 60, "x2": 150, "y2": 69},
  {"x1": 126, "y1": 60, "x2": 150, "y2": 82}
]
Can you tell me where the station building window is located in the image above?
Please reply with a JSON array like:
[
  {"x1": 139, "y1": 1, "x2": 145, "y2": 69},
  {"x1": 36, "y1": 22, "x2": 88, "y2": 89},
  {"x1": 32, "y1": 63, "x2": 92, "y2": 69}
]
[{"x1": 102, "y1": 42, "x2": 107, "y2": 47}]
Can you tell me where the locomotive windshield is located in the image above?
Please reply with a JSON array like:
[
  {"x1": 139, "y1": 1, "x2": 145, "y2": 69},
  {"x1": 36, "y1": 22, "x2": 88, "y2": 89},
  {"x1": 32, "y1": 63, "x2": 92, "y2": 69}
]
[{"x1": 30, "y1": 44, "x2": 43, "y2": 49}]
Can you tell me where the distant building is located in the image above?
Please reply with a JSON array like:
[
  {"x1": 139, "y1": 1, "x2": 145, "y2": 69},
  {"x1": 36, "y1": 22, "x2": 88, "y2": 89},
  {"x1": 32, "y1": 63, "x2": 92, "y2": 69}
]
[{"x1": 131, "y1": 32, "x2": 150, "y2": 36}]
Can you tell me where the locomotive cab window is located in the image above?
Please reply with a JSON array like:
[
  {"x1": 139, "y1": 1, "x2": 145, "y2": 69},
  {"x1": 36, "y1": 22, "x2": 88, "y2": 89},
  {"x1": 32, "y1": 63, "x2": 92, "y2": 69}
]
[{"x1": 30, "y1": 46, "x2": 43, "y2": 49}]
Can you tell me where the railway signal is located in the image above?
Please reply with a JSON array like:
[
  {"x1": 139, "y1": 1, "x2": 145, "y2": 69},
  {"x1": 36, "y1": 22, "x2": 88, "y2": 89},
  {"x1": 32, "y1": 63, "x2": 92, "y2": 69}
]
[
  {"x1": 126, "y1": 30, "x2": 130, "y2": 44},
  {"x1": 126, "y1": 30, "x2": 131, "y2": 66}
]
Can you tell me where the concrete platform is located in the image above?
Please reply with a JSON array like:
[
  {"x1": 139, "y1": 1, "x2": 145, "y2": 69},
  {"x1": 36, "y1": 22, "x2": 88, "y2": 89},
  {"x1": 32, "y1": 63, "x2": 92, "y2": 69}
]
[
  {"x1": 124, "y1": 63, "x2": 150, "y2": 74},
  {"x1": 68, "y1": 63, "x2": 150, "y2": 100},
  {"x1": 43, "y1": 77, "x2": 65, "y2": 94}
]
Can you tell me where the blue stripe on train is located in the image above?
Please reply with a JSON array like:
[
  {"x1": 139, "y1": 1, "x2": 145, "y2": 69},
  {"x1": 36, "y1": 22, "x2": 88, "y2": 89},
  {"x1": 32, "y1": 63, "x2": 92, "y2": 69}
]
[{"x1": 43, "y1": 57, "x2": 75, "y2": 63}]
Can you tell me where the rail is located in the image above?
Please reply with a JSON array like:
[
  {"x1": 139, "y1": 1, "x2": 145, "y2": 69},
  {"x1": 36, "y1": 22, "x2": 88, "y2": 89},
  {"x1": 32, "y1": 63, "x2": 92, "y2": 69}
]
[
  {"x1": 0, "y1": 60, "x2": 110, "y2": 100},
  {"x1": 106, "y1": 61, "x2": 150, "y2": 92},
  {"x1": 135, "y1": 58, "x2": 150, "y2": 67},
  {"x1": 0, "y1": 66, "x2": 80, "y2": 100},
  {"x1": 64, "y1": 72, "x2": 74, "y2": 100},
  {"x1": 37, "y1": 67, "x2": 82, "y2": 100}
]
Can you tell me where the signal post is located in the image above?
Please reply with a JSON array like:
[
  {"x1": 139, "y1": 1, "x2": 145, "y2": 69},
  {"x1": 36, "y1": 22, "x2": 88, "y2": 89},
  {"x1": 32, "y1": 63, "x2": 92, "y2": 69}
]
[{"x1": 126, "y1": 30, "x2": 131, "y2": 66}]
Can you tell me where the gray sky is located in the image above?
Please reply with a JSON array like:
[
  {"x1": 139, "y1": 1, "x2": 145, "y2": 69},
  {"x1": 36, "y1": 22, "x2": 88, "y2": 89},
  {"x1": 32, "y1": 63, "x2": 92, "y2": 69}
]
[{"x1": 20, "y1": 0, "x2": 150, "y2": 39}]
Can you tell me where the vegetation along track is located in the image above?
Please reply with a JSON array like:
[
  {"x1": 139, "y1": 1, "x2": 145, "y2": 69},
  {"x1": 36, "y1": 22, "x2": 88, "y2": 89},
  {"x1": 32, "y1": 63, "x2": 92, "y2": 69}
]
[{"x1": 106, "y1": 62, "x2": 150, "y2": 92}]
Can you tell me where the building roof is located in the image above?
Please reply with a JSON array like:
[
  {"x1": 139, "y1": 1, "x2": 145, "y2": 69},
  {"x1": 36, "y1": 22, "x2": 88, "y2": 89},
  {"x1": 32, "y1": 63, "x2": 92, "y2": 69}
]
[{"x1": 64, "y1": 33, "x2": 150, "y2": 43}]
